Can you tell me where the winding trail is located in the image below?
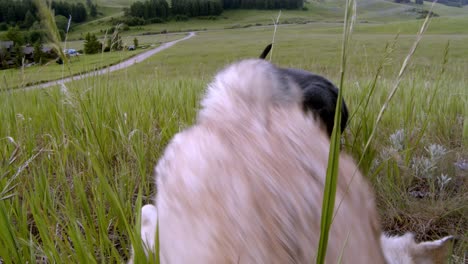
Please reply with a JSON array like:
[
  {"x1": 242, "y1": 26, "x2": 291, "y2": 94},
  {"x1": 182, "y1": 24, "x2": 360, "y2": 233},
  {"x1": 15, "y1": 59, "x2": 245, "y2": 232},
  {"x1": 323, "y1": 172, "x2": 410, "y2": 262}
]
[{"x1": 20, "y1": 32, "x2": 196, "y2": 91}]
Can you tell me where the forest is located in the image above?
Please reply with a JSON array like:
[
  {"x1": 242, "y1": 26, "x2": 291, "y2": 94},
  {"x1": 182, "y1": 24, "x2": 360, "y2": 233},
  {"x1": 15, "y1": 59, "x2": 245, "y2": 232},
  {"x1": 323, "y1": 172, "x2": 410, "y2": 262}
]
[
  {"x1": 124, "y1": 0, "x2": 304, "y2": 25},
  {"x1": 0, "y1": 0, "x2": 92, "y2": 29}
]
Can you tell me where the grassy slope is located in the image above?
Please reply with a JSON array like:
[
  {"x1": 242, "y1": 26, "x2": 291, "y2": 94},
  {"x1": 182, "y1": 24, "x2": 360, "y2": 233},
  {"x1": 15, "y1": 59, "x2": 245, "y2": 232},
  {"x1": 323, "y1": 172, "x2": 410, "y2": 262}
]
[
  {"x1": 1, "y1": 22, "x2": 466, "y2": 262},
  {"x1": 0, "y1": 33, "x2": 184, "y2": 89},
  {"x1": 0, "y1": 0, "x2": 467, "y2": 262},
  {"x1": 310, "y1": 15, "x2": 468, "y2": 34},
  {"x1": 67, "y1": 0, "x2": 468, "y2": 40}
]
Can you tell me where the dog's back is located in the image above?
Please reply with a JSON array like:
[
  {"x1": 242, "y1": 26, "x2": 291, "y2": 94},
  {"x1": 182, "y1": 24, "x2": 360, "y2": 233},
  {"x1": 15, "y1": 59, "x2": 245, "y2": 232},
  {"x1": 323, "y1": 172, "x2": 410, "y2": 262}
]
[{"x1": 154, "y1": 59, "x2": 386, "y2": 263}]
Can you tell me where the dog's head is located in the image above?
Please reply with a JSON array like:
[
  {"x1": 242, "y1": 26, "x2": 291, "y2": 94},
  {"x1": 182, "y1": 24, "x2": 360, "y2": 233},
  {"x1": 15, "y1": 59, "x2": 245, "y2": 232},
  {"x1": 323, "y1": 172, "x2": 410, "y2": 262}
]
[{"x1": 258, "y1": 44, "x2": 349, "y2": 136}]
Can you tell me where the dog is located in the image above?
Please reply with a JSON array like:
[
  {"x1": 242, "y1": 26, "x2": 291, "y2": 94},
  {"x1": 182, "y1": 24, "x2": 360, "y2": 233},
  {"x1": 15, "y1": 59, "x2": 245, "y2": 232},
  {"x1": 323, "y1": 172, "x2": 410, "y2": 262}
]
[
  {"x1": 129, "y1": 59, "x2": 453, "y2": 264},
  {"x1": 259, "y1": 43, "x2": 349, "y2": 136}
]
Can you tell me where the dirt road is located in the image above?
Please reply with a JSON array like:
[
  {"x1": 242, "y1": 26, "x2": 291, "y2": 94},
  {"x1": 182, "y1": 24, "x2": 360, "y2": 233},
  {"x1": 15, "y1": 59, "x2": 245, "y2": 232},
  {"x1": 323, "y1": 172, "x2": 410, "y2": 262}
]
[{"x1": 20, "y1": 32, "x2": 196, "y2": 91}]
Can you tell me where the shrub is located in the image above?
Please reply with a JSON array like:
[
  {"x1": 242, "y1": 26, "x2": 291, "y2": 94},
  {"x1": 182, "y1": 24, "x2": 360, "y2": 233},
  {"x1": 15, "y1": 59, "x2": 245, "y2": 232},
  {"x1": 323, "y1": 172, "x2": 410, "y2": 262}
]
[
  {"x1": 148, "y1": 17, "x2": 165, "y2": 24},
  {"x1": 174, "y1": 15, "x2": 189, "y2": 21}
]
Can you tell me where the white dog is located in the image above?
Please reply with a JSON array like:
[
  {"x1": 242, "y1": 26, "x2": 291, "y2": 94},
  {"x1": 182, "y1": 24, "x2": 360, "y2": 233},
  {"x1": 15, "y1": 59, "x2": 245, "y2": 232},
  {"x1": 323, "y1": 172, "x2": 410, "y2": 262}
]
[{"x1": 129, "y1": 59, "x2": 453, "y2": 264}]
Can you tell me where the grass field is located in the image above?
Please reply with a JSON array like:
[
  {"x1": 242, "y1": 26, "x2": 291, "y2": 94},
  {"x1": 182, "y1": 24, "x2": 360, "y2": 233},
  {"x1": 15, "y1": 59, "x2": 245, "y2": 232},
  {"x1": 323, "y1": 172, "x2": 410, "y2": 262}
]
[
  {"x1": 0, "y1": 33, "x2": 185, "y2": 90},
  {"x1": 0, "y1": 2, "x2": 467, "y2": 263},
  {"x1": 66, "y1": 0, "x2": 468, "y2": 40}
]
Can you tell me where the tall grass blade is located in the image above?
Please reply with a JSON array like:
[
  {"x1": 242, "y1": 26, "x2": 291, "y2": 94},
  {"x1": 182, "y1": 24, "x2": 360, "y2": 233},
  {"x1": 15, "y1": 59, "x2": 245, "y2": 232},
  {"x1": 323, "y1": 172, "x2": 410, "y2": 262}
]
[
  {"x1": 33, "y1": 0, "x2": 68, "y2": 67},
  {"x1": 269, "y1": 10, "x2": 282, "y2": 61},
  {"x1": 316, "y1": 0, "x2": 355, "y2": 262},
  {"x1": 358, "y1": 1, "x2": 436, "y2": 162}
]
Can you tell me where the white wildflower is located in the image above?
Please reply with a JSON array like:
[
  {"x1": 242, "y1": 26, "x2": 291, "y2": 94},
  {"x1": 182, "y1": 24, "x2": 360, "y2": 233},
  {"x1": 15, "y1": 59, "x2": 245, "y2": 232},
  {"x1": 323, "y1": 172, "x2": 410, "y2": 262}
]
[
  {"x1": 437, "y1": 173, "x2": 452, "y2": 192},
  {"x1": 389, "y1": 129, "x2": 405, "y2": 151},
  {"x1": 16, "y1": 113, "x2": 25, "y2": 121},
  {"x1": 411, "y1": 156, "x2": 435, "y2": 179},
  {"x1": 425, "y1": 144, "x2": 447, "y2": 162}
]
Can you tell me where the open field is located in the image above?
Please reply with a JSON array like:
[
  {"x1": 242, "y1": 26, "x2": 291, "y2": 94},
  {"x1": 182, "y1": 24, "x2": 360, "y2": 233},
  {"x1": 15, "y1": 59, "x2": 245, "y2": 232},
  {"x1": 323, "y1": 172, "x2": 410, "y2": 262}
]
[
  {"x1": 69, "y1": 7, "x2": 468, "y2": 41},
  {"x1": 67, "y1": 0, "x2": 468, "y2": 40},
  {"x1": 1, "y1": 6, "x2": 467, "y2": 264}
]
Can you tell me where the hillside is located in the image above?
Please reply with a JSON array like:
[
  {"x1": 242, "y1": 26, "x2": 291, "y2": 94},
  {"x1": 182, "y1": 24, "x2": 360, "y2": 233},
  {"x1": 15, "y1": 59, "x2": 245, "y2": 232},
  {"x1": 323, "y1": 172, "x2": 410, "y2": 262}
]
[{"x1": 68, "y1": 0, "x2": 468, "y2": 39}]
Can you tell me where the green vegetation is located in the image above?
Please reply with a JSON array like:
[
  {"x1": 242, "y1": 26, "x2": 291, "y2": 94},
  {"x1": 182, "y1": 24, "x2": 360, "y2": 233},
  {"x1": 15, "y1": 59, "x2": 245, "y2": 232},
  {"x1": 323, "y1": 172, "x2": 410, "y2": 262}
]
[
  {"x1": 1, "y1": 21, "x2": 467, "y2": 262},
  {"x1": 1, "y1": 49, "x2": 139, "y2": 89},
  {"x1": 83, "y1": 33, "x2": 103, "y2": 54},
  {"x1": 0, "y1": 0, "x2": 467, "y2": 263}
]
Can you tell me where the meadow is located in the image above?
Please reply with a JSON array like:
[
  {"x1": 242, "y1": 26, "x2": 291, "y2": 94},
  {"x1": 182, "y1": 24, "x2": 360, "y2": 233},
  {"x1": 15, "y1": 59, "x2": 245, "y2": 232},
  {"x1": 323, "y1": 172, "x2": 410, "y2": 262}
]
[
  {"x1": 0, "y1": 33, "x2": 185, "y2": 90},
  {"x1": 0, "y1": 3, "x2": 467, "y2": 264},
  {"x1": 67, "y1": 0, "x2": 468, "y2": 39}
]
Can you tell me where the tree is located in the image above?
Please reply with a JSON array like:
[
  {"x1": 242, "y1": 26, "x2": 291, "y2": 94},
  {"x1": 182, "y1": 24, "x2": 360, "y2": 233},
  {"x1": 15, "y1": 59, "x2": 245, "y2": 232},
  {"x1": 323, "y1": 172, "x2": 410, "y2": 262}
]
[
  {"x1": 90, "y1": 4, "x2": 98, "y2": 17},
  {"x1": 33, "y1": 41, "x2": 44, "y2": 64},
  {"x1": 13, "y1": 44, "x2": 24, "y2": 67},
  {"x1": 6, "y1": 26, "x2": 25, "y2": 45},
  {"x1": 84, "y1": 33, "x2": 102, "y2": 54},
  {"x1": 133, "y1": 37, "x2": 139, "y2": 48},
  {"x1": 130, "y1": 2, "x2": 146, "y2": 18},
  {"x1": 106, "y1": 37, "x2": 111, "y2": 51},
  {"x1": 0, "y1": 48, "x2": 11, "y2": 68},
  {"x1": 55, "y1": 15, "x2": 69, "y2": 32},
  {"x1": 71, "y1": 3, "x2": 87, "y2": 23},
  {"x1": 23, "y1": 10, "x2": 35, "y2": 29},
  {"x1": 6, "y1": 7, "x2": 16, "y2": 23},
  {"x1": 28, "y1": 30, "x2": 44, "y2": 43}
]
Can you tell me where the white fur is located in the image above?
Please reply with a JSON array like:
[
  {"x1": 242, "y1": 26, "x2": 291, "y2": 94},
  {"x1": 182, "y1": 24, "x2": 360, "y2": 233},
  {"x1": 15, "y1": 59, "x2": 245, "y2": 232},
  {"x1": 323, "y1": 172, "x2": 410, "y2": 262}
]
[
  {"x1": 381, "y1": 233, "x2": 454, "y2": 264},
  {"x1": 129, "y1": 59, "x2": 454, "y2": 264}
]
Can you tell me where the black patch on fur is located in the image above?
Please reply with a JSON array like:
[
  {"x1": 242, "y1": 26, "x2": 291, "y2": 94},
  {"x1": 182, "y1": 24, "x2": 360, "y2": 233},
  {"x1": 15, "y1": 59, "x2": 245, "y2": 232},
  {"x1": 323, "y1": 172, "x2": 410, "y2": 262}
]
[
  {"x1": 280, "y1": 68, "x2": 349, "y2": 136},
  {"x1": 259, "y1": 44, "x2": 273, "y2": 59}
]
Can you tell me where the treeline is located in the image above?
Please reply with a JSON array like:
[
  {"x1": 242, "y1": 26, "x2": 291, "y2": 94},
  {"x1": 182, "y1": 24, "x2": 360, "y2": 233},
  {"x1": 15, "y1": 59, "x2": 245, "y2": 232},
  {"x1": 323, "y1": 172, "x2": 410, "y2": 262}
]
[
  {"x1": 395, "y1": 0, "x2": 467, "y2": 6},
  {"x1": 127, "y1": 0, "x2": 170, "y2": 22},
  {"x1": 125, "y1": 0, "x2": 222, "y2": 23},
  {"x1": 51, "y1": 1, "x2": 88, "y2": 23},
  {"x1": 172, "y1": 0, "x2": 223, "y2": 17},
  {"x1": 0, "y1": 0, "x2": 36, "y2": 29},
  {"x1": 0, "y1": 0, "x2": 98, "y2": 29},
  {"x1": 122, "y1": 0, "x2": 303, "y2": 25},
  {"x1": 222, "y1": 0, "x2": 304, "y2": 9},
  {"x1": 424, "y1": 0, "x2": 468, "y2": 6}
]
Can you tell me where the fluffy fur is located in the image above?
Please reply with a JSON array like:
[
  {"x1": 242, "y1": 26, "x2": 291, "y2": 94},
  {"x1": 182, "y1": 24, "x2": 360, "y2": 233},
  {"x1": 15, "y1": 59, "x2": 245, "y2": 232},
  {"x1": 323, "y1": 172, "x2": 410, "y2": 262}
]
[
  {"x1": 381, "y1": 233, "x2": 454, "y2": 264},
  {"x1": 258, "y1": 43, "x2": 349, "y2": 136},
  {"x1": 129, "y1": 59, "x2": 454, "y2": 264}
]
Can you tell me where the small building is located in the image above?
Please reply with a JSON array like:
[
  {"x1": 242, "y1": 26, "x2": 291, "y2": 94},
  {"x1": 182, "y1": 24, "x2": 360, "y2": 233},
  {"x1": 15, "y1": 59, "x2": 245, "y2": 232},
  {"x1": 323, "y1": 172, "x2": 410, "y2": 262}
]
[{"x1": 0, "y1": 41, "x2": 14, "y2": 52}]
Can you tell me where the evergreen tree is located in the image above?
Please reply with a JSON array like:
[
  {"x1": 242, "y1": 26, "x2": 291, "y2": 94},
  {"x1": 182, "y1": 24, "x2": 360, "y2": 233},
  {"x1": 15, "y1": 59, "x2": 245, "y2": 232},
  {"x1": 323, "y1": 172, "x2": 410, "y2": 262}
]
[
  {"x1": 133, "y1": 37, "x2": 139, "y2": 48},
  {"x1": 6, "y1": 7, "x2": 15, "y2": 23},
  {"x1": 33, "y1": 41, "x2": 43, "y2": 64},
  {"x1": 55, "y1": 15, "x2": 69, "y2": 32},
  {"x1": 90, "y1": 4, "x2": 98, "y2": 17},
  {"x1": 23, "y1": 10, "x2": 35, "y2": 28},
  {"x1": 71, "y1": 3, "x2": 87, "y2": 23},
  {"x1": 84, "y1": 33, "x2": 102, "y2": 54},
  {"x1": 0, "y1": 47, "x2": 11, "y2": 68},
  {"x1": 13, "y1": 44, "x2": 24, "y2": 67},
  {"x1": 6, "y1": 26, "x2": 25, "y2": 45}
]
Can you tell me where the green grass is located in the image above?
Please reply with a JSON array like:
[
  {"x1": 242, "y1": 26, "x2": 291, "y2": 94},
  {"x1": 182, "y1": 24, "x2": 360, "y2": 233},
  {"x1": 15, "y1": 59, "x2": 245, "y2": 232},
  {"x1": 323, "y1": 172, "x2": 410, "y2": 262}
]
[
  {"x1": 1, "y1": 49, "x2": 141, "y2": 90},
  {"x1": 313, "y1": 15, "x2": 468, "y2": 34},
  {"x1": 64, "y1": 33, "x2": 183, "y2": 50},
  {"x1": 1, "y1": 33, "x2": 186, "y2": 90},
  {"x1": 0, "y1": 14, "x2": 467, "y2": 264}
]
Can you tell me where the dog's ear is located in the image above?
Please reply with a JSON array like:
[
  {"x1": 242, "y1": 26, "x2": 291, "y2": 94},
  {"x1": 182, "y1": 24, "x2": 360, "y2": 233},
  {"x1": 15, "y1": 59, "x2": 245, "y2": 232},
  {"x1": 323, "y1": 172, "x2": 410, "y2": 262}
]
[
  {"x1": 412, "y1": 235, "x2": 455, "y2": 263},
  {"x1": 381, "y1": 233, "x2": 456, "y2": 264},
  {"x1": 259, "y1": 43, "x2": 272, "y2": 59}
]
